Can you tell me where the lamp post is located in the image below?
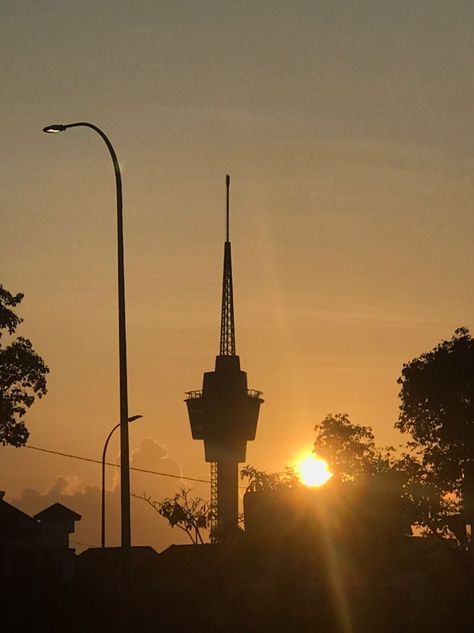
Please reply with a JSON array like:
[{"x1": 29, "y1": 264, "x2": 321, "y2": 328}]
[
  {"x1": 102, "y1": 415, "x2": 143, "y2": 548},
  {"x1": 43, "y1": 122, "x2": 133, "y2": 548}
]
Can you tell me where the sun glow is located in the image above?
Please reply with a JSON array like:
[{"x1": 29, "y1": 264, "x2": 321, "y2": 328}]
[{"x1": 296, "y1": 454, "x2": 333, "y2": 487}]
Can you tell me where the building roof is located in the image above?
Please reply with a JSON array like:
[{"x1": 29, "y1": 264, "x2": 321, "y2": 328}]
[
  {"x1": 33, "y1": 502, "x2": 82, "y2": 522},
  {"x1": 0, "y1": 496, "x2": 40, "y2": 538}
]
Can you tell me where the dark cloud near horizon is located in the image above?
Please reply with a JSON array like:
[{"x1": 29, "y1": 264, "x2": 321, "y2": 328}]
[{"x1": 12, "y1": 438, "x2": 201, "y2": 551}]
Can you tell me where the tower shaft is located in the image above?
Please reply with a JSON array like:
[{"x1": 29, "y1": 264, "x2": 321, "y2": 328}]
[
  {"x1": 216, "y1": 460, "x2": 239, "y2": 537},
  {"x1": 210, "y1": 462, "x2": 218, "y2": 542}
]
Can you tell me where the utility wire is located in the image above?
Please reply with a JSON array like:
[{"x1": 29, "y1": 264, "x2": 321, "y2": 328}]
[{"x1": 25, "y1": 445, "x2": 211, "y2": 485}]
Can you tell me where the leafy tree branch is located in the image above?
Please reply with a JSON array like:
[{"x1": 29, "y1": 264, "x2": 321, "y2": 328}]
[
  {"x1": 132, "y1": 488, "x2": 212, "y2": 545},
  {"x1": 0, "y1": 284, "x2": 49, "y2": 447}
]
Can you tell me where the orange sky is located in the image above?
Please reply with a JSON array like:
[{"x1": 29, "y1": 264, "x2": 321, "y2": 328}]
[{"x1": 2, "y1": 1, "x2": 474, "y2": 549}]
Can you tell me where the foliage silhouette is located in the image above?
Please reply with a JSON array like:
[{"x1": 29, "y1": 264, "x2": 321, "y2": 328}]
[
  {"x1": 0, "y1": 284, "x2": 49, "y2": 446},
  {"x1": 240, "y1": 464, "x2": 300, "y2": 492},
  {"x1": 313, "y1": 413, "x2": 382, "y2": 481},
  {"x1": 313, "y1": 413, "x2": 457, "y2": 537},
  {"x1": 133, "y1": 488, "x2": 212, "y2": 544},
  {"x1": 397, "y1": 327, "x2": 474, "y2": 518}
]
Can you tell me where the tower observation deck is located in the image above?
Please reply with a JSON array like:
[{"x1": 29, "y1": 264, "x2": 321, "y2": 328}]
[{"x1": 185, "y1": 175, "x2": 263, "y2": 541}]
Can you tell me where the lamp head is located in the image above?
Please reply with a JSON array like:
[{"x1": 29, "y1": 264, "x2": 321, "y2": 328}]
[{"x1": 43, "y1": 124, "x2": 67, "y2": 134}]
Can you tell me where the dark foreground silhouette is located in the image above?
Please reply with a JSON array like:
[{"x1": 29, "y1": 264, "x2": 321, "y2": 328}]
[
  {"x1": 3, "y1": 486, "x2": 474, "y2": 633},
  {"x1": 3, "y1": 534, "x2": 474, "y2": 633}
]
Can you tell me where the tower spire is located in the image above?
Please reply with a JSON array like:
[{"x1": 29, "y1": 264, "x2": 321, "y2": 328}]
[
  {"x1": 219, "y1": 174, "x2": 236, "y2": 356},
  {"x1": 226, "y1": 173, "x2": 230, "y2": 242}
]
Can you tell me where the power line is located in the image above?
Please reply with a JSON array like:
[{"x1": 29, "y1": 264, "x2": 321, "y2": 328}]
[{"x1": 25, "y1": 445, "x2": 211, "y2": 485}]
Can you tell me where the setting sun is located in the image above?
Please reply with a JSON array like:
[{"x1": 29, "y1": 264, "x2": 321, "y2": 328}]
[{"x1": 295, "y1": 454, "x2": 333, "y2": 487}]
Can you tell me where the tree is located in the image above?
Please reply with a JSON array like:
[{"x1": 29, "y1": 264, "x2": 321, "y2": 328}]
[
  {"x1": 240, "y1": 464, "x2": 300, "y2": 493},
  {"x1": 313, "y1": 413, "x2": 455, "y2": 537},
  {"x1": 313, "y1": 413, "x2": 384, "y2": 481},
  {"x1": 0, "y1": 285, "x2": 49, "y2": 447},
  {"x1": 390, "y1": 449, "x2": 460, "y2": 537},
  {"x1": 242, "y1": 414, "x2": 392, "y2": 491},
  {"x1": 397, "y1": 327, "x2": 474, "y2": 514},
  {"x1": 133, "y1": 489, "x2": 212, "y2": 544}
]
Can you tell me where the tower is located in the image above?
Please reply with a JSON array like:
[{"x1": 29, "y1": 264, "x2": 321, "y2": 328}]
[{"x1": 185, "y1": 175, "x2": 263, "y2": 541}]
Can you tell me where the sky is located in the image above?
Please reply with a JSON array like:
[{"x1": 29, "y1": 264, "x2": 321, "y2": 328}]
[{"x1": 2, "y1": 0, "x2": 474, "y2": 549}]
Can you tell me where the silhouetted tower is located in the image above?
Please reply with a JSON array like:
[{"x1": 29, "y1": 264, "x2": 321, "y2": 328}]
[{"x1": 185, "y1": 175, "x2": 263, "y2": 541}]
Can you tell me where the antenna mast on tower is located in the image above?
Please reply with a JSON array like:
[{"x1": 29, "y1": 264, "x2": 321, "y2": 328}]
[{"x1": 220, "y1": 175, "x2": 236, "y2": 356}]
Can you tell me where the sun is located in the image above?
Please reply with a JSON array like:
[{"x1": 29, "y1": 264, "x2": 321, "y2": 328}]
[{"x1": 295, "y1": 454, "x2": 333, "y2": 487}]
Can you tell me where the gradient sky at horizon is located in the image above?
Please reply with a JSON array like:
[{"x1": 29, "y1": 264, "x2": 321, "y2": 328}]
[{"x1": 2, "y1": 0, "x2": 474, "y2": 548}]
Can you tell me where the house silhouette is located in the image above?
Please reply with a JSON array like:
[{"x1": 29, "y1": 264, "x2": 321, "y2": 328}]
[{"x1": 0, "y1": 491, "x2": 81, "y2": 586}]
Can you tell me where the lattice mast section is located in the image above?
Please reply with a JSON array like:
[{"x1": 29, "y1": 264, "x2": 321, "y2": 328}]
[
  {"x1": 210, "y1": 462, "x2": 218, "y2": 543},
  {"x1": 219, "y1": 174, "x2": 236, "y2": 356}
]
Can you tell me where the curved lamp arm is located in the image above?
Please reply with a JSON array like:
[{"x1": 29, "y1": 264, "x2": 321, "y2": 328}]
[{"x1": 44, "y1": 122, "x2": 122, "y2": 208}]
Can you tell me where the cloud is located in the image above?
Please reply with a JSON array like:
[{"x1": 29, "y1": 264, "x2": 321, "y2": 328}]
[
  {"x1": 49, "y1": 475, "x2": 85, "y2": 496},
  {"x1": 12, "y1": 438, "x2": 203, "y2": 552},
  {"x1": 110, "y1": 437, "x2": 182, "y2": 494}
]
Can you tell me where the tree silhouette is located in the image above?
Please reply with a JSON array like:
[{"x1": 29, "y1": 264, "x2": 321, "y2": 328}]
[
  {"x1": 133, "y1": 489, "x2": 212, "y2": 544},
  {"x1": 0, "y1": 285, "x2": 49, "y2": 446},
  {"x1": 313, "y1": 413, "x2": 384, "y2": 481},
  {"x1": 397, "y1": 327, "x2": 474, "y2": 517},
  {"x1": 313, "y1": 413, "x2": 454, "y2": 536},
  {"x1": 240, "y1": 464, "x2": 300, "y2": 492}
]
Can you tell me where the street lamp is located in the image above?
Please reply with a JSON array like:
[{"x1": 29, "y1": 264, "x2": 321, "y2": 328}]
[
  {"x1": 102, "y1": 415, "x2": 143, "y2": 548},
  {"x1": 43, "y1": 122, "x2": 133, "y2": 548}
]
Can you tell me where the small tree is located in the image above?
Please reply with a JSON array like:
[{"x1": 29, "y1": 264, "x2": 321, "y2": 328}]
[
  {"x1": 133, "y1": 489, "x2": 212, "y2": 544},
  {"x1": 0, "y1": 285, "x2": 49, "y2": 447}
]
